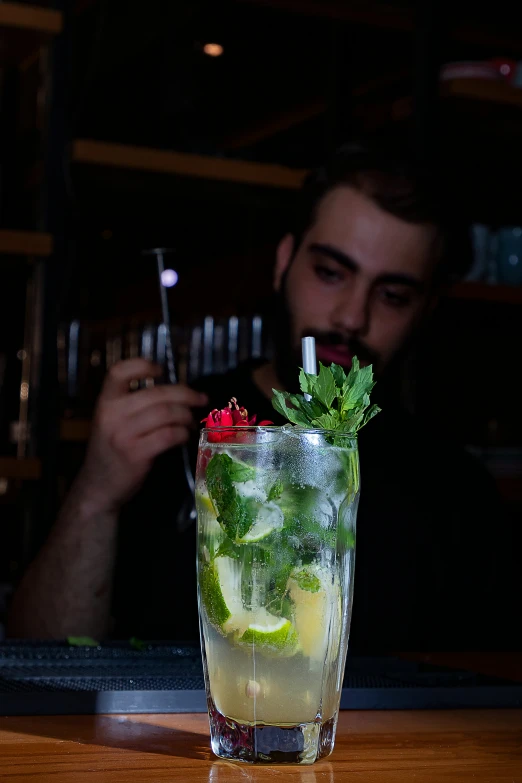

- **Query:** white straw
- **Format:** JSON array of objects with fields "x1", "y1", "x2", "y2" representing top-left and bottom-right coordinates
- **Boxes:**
[{"x1": 301, "y1": 336, "x2": 317, "y2": 401}]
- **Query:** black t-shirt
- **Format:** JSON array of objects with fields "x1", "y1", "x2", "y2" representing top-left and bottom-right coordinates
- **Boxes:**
[{"x1": 113, "y1": 361, "x2": 517, "y2": 652}]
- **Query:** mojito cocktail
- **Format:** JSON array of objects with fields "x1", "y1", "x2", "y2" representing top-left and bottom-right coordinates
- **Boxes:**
[{"x1": 196, "y1": 424, "x2": 359, "y2": 764}]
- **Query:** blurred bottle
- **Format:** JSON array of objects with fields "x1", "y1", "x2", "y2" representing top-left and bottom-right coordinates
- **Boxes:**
[
  {"x1": 497, "y1": 227, "x2": 522, "y2": 286},
  {"x1": 467, "y1": 224, "x2": 490, "y2": 282}
]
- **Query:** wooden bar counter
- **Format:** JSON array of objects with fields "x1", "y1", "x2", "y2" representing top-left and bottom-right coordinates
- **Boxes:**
[{"x1": 0, "y1": 709, "x2": 521, "y2": 782}]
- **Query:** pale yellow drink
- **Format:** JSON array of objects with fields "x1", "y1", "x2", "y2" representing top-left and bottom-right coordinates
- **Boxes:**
[{"x1": 197, "y1": 426, "x2": 358, "y2": 765}]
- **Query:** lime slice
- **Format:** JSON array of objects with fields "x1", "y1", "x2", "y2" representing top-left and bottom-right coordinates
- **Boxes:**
[
  {"x1": 288, "y1": 566, "x2": 333, "y2": 660},
  {"x1": 223, "y1": 609, "x2": 253, "y2": 636},
  {"x1": 196, "y1": 490, "x2": 216, "y2": 516},
  {"x1": 237, "y1": 502, "x2": 284, "y2": 543},
  {"x1": 238, "y1": 614, "x2": 299, "y2": 658},
  {"x1": 196, "y1": 491, "x2": 221, "y2": 541},
  {"x1": 199, "y1": 556, "x2": 242, "y2": 632}
]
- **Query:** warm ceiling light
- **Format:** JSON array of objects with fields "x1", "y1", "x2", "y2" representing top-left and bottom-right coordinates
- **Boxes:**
[{"x1": 203, "y1": 43, "x2": 224, "y2": 57}]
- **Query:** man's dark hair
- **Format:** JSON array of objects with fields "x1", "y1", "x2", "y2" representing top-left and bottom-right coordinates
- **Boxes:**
[{"x1": 291, "y1": 139, "x2": 472, "y2": 283}]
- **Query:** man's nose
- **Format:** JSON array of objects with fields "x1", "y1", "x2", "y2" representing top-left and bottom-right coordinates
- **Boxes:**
[{"x1": 331, "y1": 286, "x2": 370, "y2": 335}]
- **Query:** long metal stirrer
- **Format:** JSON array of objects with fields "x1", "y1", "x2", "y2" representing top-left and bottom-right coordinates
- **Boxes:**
[
  {"x1": 301, "y1": 336, "x2": 317, "y2": 400},
  {"x1": 144, "y1": 249, "x2": 196, "y2": 522}
]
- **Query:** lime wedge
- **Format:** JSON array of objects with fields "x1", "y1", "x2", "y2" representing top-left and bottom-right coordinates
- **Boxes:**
[
  {"x1": 238, "y1": 614, "x2": 299, "y2": 658},
  {"x1": 288, "y1": 566, "x2": 333, "y2": 660},
  {"x1": 237, "y1": 502, "x2": 284, "y2": 543},
  {"x1": 196, "y1": 490, "x2": 216, "y2": 516},
  {"x1": 199, "y1": 556, "x2": 242, "y2": 632}
]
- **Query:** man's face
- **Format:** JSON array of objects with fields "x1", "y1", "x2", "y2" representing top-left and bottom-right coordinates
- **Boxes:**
[{"x1": 274, "y1": 185, "x2": 438, "y2": 377}]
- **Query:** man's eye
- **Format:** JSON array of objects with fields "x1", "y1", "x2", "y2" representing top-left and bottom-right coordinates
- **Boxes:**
[
  {"x1": 380, "y1": 288, "x2": 411, "y2": 308},
  {"x1": 314, "y1": 265, "x2": 343, "y2": 283}
]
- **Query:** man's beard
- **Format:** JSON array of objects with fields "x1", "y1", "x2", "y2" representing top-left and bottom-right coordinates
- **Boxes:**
[{"x1": 271, "y1": 282, "x2": 380, "y2": 394}]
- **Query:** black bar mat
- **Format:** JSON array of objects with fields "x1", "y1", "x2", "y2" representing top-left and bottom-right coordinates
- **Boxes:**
[{"x1": 1, "y1": 642, "x2": 521, "y2": 715}]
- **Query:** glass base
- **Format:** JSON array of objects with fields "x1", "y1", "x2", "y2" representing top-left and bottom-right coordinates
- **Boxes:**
[{"x1": 208, "y1": 697, "x2": 337, "y2": 765}]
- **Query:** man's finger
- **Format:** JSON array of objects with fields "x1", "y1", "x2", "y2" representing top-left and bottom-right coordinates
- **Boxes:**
[
  {"x1": 106, "y1": 382, "x2": 207, "y2": 418},
  {"x1": 119, "y1": 403, "x2": 194, "y2": 442},
  {"x1": 102, "y1": 359, "x2": 163, "y2": 399},
  {"x1": 131, "y1": 426, "x2": 190, "y2": 462}
]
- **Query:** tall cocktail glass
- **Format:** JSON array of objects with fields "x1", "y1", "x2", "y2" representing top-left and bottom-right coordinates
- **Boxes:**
[{"x1": 196, "y1": 425, "x2": 359, "y2": 765}]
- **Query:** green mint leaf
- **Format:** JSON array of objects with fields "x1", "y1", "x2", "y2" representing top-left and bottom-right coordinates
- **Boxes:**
[
  {"x1": 345, "y1": 355, "x2": 360, "y2": 385},
  {"x1": 296, "y1": 396, "x2": 327, "y2": 420},
  {"x1": 341, "y1": 373, "x2": 374, "y2": 413},
  {"x1": 206, "y1": 454, "x2": 257, "y2": 541},
  {"x1": 314, "y1": 362, "x2": 337, "y2": 409},
  {"x1": 330, "y1": 362, "x2": 345, "y2": 390},
  {"x1": 228, "y1": 460, "x2": 256, "y2": 483},
  {"x1": 286, "y1": 394, "x2": 329, "y2": 425},
  {"x1": 263, "y1": 541, "x2": 298, "y2": 608},
  {"x1": 311, "y1": 413, "x2": 338, "y2": 430},
  {"x1": 271, "y1": 389, "x2": 309, "y2": 426},
  {"x1": 129, "y1": 637, "x2": 147, "y2": 651},
  {"x1": 293, "y1": 568, "x2": 321, "y2": 593},
  {"x1": 298, "y1": 368, "x2": 316, "y2": 398},
  {"x1": 67, "y1": 636, "x2": 99, "y2": 647},
  {"x1": 281, "y1": 510, "x2": 336, "y2": 560},
  {"x1": 215, "y1": 538, "x2": 242, "y2": 559},
  {"x1": 362, "y1": 404, "x2": 381, "y2": 428},
  {"x1": 273, "y1": 560, "x2": 294, "y2": 600},
  {"x1": 280, "y1": 595, "x2": 294, "y2": 621},
  {"x1": 342, "y1": 410, "x2": 365, "y2": 432},
  {"x1": 284, "y1": 407, "x2": 310, "y2": 427},
  {"x1": 267, "y1": 478, "x2": 284, "y2": 502},
  {"x1": 271, "y1": 389, "x2": 290, "y2": 420}
]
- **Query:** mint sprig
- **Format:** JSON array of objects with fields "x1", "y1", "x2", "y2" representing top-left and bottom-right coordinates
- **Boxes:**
[
  {"x1": 206, "y1": 453, "x2": 257, "y2": 541},
  {"x1": 271, "y1": 357, "x2": 380, "y2": 434}
]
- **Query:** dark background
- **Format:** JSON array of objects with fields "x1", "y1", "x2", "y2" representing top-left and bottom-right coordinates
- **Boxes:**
[{"x1": 1, "y1": 0, "x2": 522, "y2": 635}]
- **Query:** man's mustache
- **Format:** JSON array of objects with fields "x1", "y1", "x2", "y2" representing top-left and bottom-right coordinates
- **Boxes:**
[{"x1": 300, "y1": 329, "x2": 379, "y2": 366}]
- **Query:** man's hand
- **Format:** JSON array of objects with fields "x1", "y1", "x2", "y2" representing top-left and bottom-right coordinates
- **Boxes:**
[{"x1": 74, "y1": 359, "x2": 208, "y2": 515}]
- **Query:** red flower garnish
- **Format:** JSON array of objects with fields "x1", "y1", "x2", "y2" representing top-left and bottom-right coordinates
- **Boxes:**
[{"x1": 201, "y1": 397, "x2": 273, "y2": 442}]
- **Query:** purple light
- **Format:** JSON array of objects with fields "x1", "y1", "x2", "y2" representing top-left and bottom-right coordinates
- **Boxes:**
[{"x1": 161, "y1": 268, "x2": 178, "y2": 287}]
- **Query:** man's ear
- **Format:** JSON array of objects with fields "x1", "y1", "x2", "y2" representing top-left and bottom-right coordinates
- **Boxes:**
[{"x1": 274, "y1": 233, "x2": 295, "y2": 292}]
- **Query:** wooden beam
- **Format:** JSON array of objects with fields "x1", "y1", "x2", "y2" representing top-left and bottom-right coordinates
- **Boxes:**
[
  {"x1": 0, "y1": 230, "x2": 53, "y2": 257},
  {"x1": 356, "y1": 79, "x2": 522, "y2": 133},
  {"x1": 72, "y1": 139, "x2": 308, "y2": 190},
  {"x1": 0, "y1": 457, "x2": 41, "y2": 480},
  {"x1": 0, "y1": 3, "x2": 62, "y2": 35},
  {"x1": 441, "y1": 78, "x2": 522, "y2": 109},
  {"x1": 221, "y1": 98, "x2": 327, "y2": 150},
  {"x1": 220, "y1": 70, "x2": 410, "y2": 151},
  {"x1": 0, "y1": 3, "x2": 62, "y2": 65}
]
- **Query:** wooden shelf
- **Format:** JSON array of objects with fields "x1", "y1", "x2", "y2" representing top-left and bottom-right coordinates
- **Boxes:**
[
  {"x1": 366, "y1": 78, "x2": 522, "y2": 136},
  {"x1": 0, "y1": 229, "x2": 52, "y2": 257},
  {"x1": 0, "y1": 3, "x2": 63, "y2": 65},
  {"x1": 0, "y1": 457, "x2": 41, "y2": 480},
  {"x1": 441, "y1": 78, "x2": 522, "y2": 109},
  {"x1": 448, "y1": 282, "x2": 522, "y2": 305},
  {"x1": 60, "y1": 419, "x2": 91, "y2": 443},
  {"x1": 71, "y1": 139, "x2": 308, "y2": 191}
]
